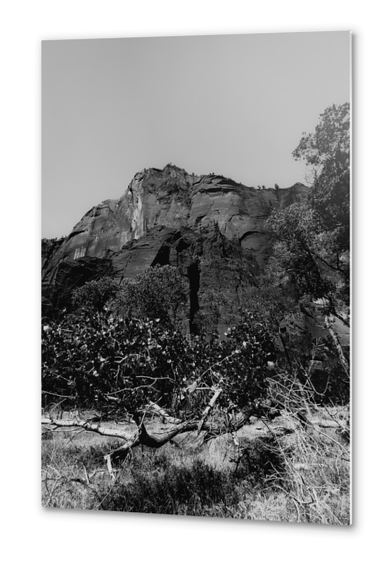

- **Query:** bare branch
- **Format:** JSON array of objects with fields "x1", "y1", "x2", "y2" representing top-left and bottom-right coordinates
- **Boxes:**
[
  {"x1": 146, "y1": 402, "x2": 181, "y2": 424},
  {"x1": 41, "y1": 417, "x2": 132, "y2": 441},
  {"x1": 42, "y1": 391, "x2": 76, "y2": 400},
  {"x1": 197, "y1": 388, "x2": 222, "y2": 435},
  {"x1": 324, "y1": 315, "x2": 350, "y2": 378}
]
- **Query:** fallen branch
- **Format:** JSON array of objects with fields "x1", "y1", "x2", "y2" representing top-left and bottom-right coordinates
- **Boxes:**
[
  {"x1": 197, "y1": 388, "x2": 222, "y2": 435},
  {"x1": 324, "y1": 315, "x2": 350, "y2": 378},
  {"x1": 42, "y1": 391, "x2": 76, "y2": 400},
  {"x1": 41, "y1": 417, "x2": 132, "y2": 441},
  {"x1": 42, "y1": 406, "x2": 261, "y2": 478},
  {"x1": 146, "y1": 402, "x2": 182, "y2": 424}
]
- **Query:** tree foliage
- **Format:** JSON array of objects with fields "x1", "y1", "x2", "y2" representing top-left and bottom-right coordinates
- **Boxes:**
[
  {"x1": 70, "y1": 265, "x2": 188, "y2": 329},
  {"x1": 42, "y1": 308, "x2": 276, "y2": 420},
  {"x1": 72, "y1": 277, "x2": 120, "y2": 313},
  {"x1": 266, "y1": 203, "x2": 348, "y2": 309},
  {"x1": 266, "y1": 103, "x2": 350, "y2": 315},
  {"x1": 293, "y1": 102, "x2": 350, "y2": 251},
  {"x1": 114, "y1": 265, "x2": 188, "y2": 328},
  {"x1": 293, "y1": 103, "x2": 350, "y2": 173}
]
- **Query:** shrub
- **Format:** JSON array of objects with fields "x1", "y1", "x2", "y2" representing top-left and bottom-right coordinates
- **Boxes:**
[{"x1": 72, "y1": 278, "x2": 120, "y2": 313}]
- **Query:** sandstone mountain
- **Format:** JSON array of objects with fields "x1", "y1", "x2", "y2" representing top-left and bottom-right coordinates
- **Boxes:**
[{"x1": 42, "y1": 164, "x2": 308, "y2": 330}]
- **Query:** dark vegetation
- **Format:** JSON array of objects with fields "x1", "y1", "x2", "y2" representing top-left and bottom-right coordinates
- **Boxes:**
[{"x1": 42, "y1": 103, "x2": 350, "y2": 523}]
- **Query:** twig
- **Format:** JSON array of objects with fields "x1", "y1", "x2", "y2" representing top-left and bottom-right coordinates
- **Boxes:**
[{"x1": 42, "y1": 391, "x2": 76, "y2": 400}]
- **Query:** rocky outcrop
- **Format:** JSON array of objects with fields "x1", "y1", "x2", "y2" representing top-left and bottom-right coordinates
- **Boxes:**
[
  {"x1": 42, "y1": 256, "x2": 113, "y2": 316},
  {"x1": 42, "y1": 164, "x2": 309, "y2": 329},
  {"x1": 42, "y1": 164, "x2": 308, "y2": 285}
]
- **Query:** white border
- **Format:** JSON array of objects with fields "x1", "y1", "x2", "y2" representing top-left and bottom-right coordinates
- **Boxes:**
[{"x1": 2, "y1": 1, "x2": 387, "y2": 560}]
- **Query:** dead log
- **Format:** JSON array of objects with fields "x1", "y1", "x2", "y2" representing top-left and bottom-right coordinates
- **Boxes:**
[
  {"x1": 146, "y1": 402, "x2": 182, "y2": 424},
  {"x1": 41, "y1": 416, "x2": 132, "y2": 441},
  {"x1": 42, "y1": 404, "x2": 268, "y2": 480},
  {"x1": 324, "y1": 315, "x2": 350, "y2": 378}
]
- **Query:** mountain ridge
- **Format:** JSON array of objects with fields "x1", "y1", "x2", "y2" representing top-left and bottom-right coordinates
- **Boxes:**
[
  {"x1": 43, "y1": 163, "x2": 308, "y2": 273},
  {"x1": 42, "y1": 164, "x2": 309, "y2": 328}
]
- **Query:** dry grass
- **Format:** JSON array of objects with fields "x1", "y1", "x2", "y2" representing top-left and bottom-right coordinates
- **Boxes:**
[{"x1": 41, "y1": 407, "x2": 350, "y2": 523}]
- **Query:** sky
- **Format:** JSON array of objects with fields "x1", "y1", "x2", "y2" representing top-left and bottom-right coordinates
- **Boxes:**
[{"x1": 42, "y1": 31, "x2": 350, "y2": 239}]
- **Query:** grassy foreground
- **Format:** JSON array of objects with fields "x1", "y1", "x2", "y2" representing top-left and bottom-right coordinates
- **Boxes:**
[{"x1": 41, "y1": 408, "x2": 350, "y2": 524}]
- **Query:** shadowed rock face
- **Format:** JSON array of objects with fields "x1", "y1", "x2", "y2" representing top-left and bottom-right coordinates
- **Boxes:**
[
  {"x1": 42, "y1": 164, "x2": 308, "y2": 329},
  {"x1": 43, "y1": 164, "x2": 308, "y2": 281}
]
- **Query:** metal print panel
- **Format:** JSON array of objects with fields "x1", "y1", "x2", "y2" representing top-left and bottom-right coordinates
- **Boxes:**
[{"x1": 42, "y1": 31, "x2": 351, "y2": 523}]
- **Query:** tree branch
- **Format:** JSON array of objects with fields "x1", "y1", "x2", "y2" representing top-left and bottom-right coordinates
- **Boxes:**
[
  {"x1": 41, "y1": 417, "x2": 132, "y2": 441},
  {"x1": 146, "y1": 402, "x2": 182, "y2": 424},
  {"x1": 324, "y1": 315, "x2": 350, "y2": 378},
  {"x1": 197, "y1": 388, "x2": 222, "y2": 435}
]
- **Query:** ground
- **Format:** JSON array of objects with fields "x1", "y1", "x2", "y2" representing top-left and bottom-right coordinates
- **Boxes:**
[{"x1": 41, "y1": 406, "x2": 350, "y2": 524}]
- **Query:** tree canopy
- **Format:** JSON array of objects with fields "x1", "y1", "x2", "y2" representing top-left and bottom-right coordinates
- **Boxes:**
[
  {"x1": 293, "y1": 103, "x2": 350, "y2": 174},
  {"x1": 293, "y1": 102, "x2": 350, "y2": 251},
  {"x1": 266, "y1": 103, "x2": 350, "y2": 319}
]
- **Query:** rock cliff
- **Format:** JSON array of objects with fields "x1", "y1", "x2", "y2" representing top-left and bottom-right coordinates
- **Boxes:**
[
  {"x1": 42, "y1": 164, "x2": 308, "y2": 328},
  {"x1": 43, "y1": 164, "x2": 307, "y2": 275}
]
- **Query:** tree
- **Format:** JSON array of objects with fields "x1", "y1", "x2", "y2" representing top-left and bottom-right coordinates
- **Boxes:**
[
  {"x1": 42, "y1": 306, "x2": 278, "y2": 472},
  {"x1": 114, "y1": 265, "x2": 188, "y2": 328},
  {"x1": 293, "y1": 102, "x2": 350, "y2": 252},
  {"x1": 72, "y1": 277, "x2": 120, "y2": 313},
  {"x1": 266, "y1": 203, "x2": 344, "y2": 307},
  {"x1": 261, "y1": 104, "x2": 350, "y2": 396},
  {"x1": 293, "y1": 103, "x2": 350, "y2": 175},
  {"x1": 266, "y1": 103, "x2": 350, "y2": 314}
]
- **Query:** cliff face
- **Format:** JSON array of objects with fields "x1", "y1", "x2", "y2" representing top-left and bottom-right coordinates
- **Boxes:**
[
  {"x1": 43, "y1": 164, "x2": 308, "y2": 282},
  {"x1": 42, "y1": 164, "x2": 308, "y2": 329}
]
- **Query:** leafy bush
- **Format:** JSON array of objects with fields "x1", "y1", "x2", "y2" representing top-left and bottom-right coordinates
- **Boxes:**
[
  {"x1": 114, "y1": 265, "x2": 188, "y2": 328},
  {"x1": 42, "y1": 305, "x2": 277, "y2": 419},
  {"x1": 72, "y1": 278, "x2": 120, "y2": 313}
]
